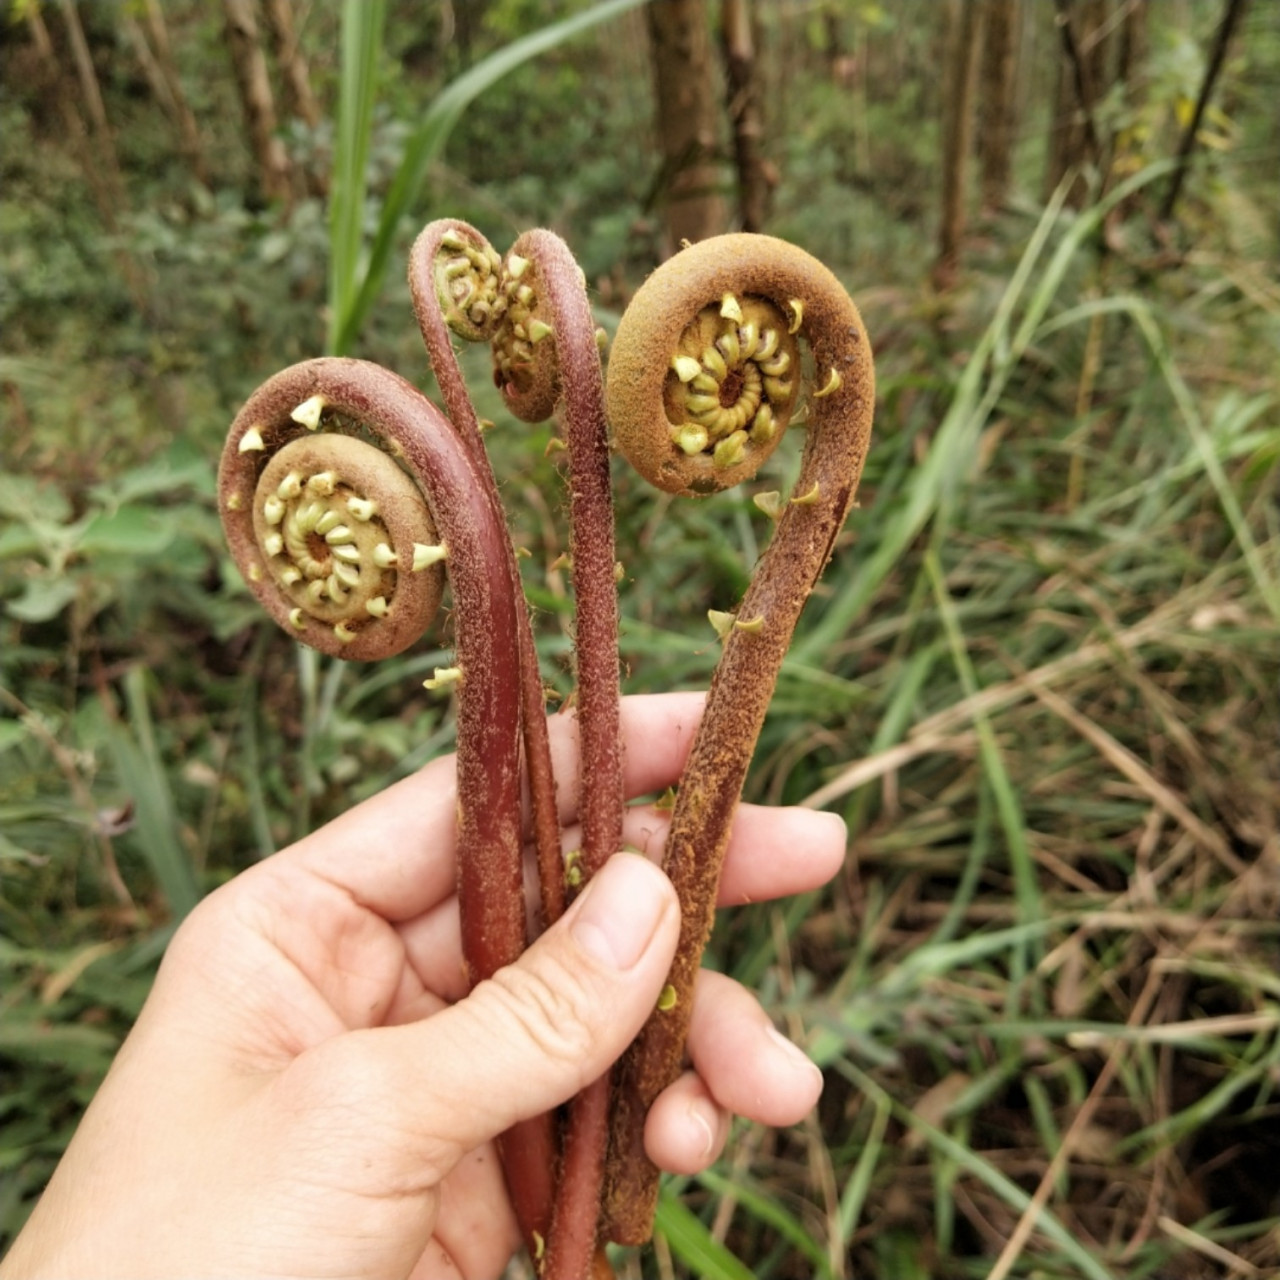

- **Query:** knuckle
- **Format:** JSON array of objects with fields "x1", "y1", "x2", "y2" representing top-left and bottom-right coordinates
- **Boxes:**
[{"x1": 484, "y1": 958, "x2": 601, "y2": 1074}]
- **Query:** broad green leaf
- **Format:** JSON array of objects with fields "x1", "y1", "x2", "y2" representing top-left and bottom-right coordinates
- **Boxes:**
[
  {"x1": 5, "y1": 577, "x2": 79, "y2": 623},
  {"x1": 0, "y1": 475, "x2": 70, "y2": 525},
  {"x1": 79, "y1": 507, "x2": 175, "y2": 557}
]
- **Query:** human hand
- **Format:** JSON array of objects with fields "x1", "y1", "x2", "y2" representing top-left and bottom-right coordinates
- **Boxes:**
[{"x1": 2, "y1": 693, "x2": 845, "y2": 1280}]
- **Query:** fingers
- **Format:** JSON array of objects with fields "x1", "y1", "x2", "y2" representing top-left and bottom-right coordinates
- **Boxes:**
[
  {"x1": 545, "y1": 691, "x2": 708, "y2": 822},
  {"x1": 274, "y1": 692, "x2": 709, "y2": 924},
  {"x1": 641, "y1": 1070, "x2": 730, "y2": 1175},
  {"x1": 395, "y1": 800, "x2": 843, "y2": 1003},
  {"x1": 598, "y1": 802, "x2": 846, "y2": 906},
  {"x1": 643, "y1": 970, "x2": 823, "y2": 1176},
  {"x1": 685, "y1": 970, "x2": 823, "y2": 1126},
  {"x1": 288, "y1": 854, "x2": 680, "y2": 1188}
]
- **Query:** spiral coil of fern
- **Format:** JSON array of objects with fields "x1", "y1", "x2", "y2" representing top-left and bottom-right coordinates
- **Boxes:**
[
  {"x1": 219, "y1": 356, "x2": 528, "y2": 999},
  {"x1": 602, "y1": 233, "x2": 876, "y2": 1243}
]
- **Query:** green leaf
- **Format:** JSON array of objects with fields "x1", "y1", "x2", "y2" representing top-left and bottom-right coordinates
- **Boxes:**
[
  {"x1": 6, "y1": 577, "x2": 79, "y2": 623},
  {"x1": 0, "y1": 1019, "x2": 119, "y2": 1072},
  {"x1": 79, "y1": 507, "x2": 175, "y2": 558},
  {"x1": 102, "y1": 668, "x2": 202, "y2": 920},
  {"x1": 0, "y1": 475, "x2": 70, "y2": 526},
  {"x1": 88, "y1": 445, "x2": 212, "y2": 508},
  {"x1": 0, "y1": 523, "x2": 43, "y2": 560},
  {"x1": 697, "y1": 1168, "x2": 835, "y2": 1278},
  {"x1": 327, "y1": 0, "x2": 388, "y2": 355},
  {"x1": 331, "y1": 0, "x2": 647, "y2": 355}
]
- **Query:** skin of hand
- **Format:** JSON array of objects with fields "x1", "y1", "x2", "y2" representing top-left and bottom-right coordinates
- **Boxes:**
[{"x1": 2, "y1": 693, "x2": 846, "y2": 1280}]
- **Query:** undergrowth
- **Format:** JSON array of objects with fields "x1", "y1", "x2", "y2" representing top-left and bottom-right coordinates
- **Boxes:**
[{"x1": 2, "y1": 3, "x2": 1279, "y2": 1277}]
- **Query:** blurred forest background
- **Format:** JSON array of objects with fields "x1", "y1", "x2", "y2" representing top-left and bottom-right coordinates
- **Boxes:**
[{"x1": 2, "y1": 0, "x2": 1279, "y2": 1276}]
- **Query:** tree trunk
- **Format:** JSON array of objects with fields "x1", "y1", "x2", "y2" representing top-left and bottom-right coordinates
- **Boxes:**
[
  {"x1": 646, "y1": 0, "x2": 726, "y2": 248},
  {"x1": 262, "y1": 0, "x2": 320, "y2": 127},
  {"x1": 978, "y1": 0, "x2": 1022, "y2": 213},
  {"x1": 121, "y1": 0, "x2": 210, "y2": 187},
  {"x1": 934, "y1": 0, "x2": 984, "y2": 291},
  {"x1": 1044, "y1": 0, "x2": 1110, "y2": 205},
  {"x1": 1117, "y1": 0, "x2": 1148, "y2": 93},
  {"x1": 26, "y1": 5, "x2": 149, "y2": 309},
  {"x1": 221, "y1": 0, "x2": 293, "y2": 205},
  {"x1": 719, "y1": 0, "x2": 772, "y2": 232}
]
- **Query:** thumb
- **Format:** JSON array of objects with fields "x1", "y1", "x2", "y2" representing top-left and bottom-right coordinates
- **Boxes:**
[{"x1": 338, "y1": 852, "x2": 681, "y2": 1183}]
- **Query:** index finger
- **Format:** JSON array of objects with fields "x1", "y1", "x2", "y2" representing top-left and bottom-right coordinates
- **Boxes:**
[{"x1": 277, "y1": 692, "x2": 709, "y2": 921}]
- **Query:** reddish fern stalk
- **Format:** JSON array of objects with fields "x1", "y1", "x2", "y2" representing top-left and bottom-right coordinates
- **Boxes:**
[
  {"x1": 491, "y1": 227, "x2": 624, "y2": 1280},
  {"x1": 602, "y1": 234, "x2": 876, "y2": 1242},
  {"x1": 219, "y1": 358, "x2": 528, "y2": 985}
]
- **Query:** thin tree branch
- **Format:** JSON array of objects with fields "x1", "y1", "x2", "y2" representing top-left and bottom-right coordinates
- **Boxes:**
[{"x1": 1159, "y1": 0, "x2": 1250, "y2": 222}]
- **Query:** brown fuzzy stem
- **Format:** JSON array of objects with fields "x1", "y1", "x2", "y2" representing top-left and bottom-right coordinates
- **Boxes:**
[
  {"x1": 509, "y1": 229, "x2": 623, "y2": 889},
  {"x1": 409, "y1": 218, "x2": 565, "y2": 934},
  {"x1": 498, "y1": 229, "x2": 624, "y2": 1280},
  {"x1": 602, "y1": 235, "x2": 876, "y2": 1242},
  {"x1": 219, "y1": 359, "x2": 527, "y2": 990},
  {"x1": 407, "y1": 220, "x2": 565, "y2": 1252}
]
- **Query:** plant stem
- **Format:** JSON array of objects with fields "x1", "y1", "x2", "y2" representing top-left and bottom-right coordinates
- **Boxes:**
[
  {"x1": 407, "y1": 221, "x2": 568, "y2": 1255},
  {"x1": 219, "y1": 356, "x2": 527, "y2": 985},
  {"x1": 602, "y1": 235, "x2": 876, "y2": 1241},
  {"x1": 408, "y1": 219, "x2": 565, "y2": 932},
  {"x1": 498, "y1": 227, "x2": 624, "y2": 1280}
]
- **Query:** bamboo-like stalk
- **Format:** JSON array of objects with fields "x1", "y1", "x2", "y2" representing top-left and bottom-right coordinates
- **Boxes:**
[{"x1": 601, "y1": 234, "x2": 876, "y2": 1241}]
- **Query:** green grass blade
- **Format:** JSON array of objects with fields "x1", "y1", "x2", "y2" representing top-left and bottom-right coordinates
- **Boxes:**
[
  {"x1": 838, "y1": 1091, "x2": 891, "y2": 1248},
  {"x1": 925, "y1": 551, "x2": 1041, "y2": 945},
  {"x1": 328, "y1": 0, "x2": 388, "y2": 356},
  {"x1": 1126, "y1": 302, "x2": 1280, "y2": 623},
  {"x1": 791, "y1": 187, "x2": 1065, "y2": 664},
  {"x1": 697, "y1": 1168, "x2": 836, "y2": 1279},
  {"x1": 795, "y1": 163, "x2": 1177, "y2": 663},
  {"x1": 842, "y1": 1062, "x2": 1118, "y2": 1280},
  {"x1": 654, "y1": 1190, "x2": 756, "y2": 1280},
  {"x1": 104, "y1": 669, "x2": 201, "y2": 919},
  {"x1": 333, "y1": 0, "x2": 646, "y2": 354},
  {"x1": 1027, "y1": 289, "x2": 1279, "y2": 619}
]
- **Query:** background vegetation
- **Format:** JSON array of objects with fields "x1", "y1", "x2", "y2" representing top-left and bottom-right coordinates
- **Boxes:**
[{"x1": 2, "y1": 1, "x2": 1278, "y2": 1277}]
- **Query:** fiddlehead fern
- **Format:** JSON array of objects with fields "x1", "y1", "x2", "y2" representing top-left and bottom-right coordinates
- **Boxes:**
[
  {"x1": 498, "y1": 228, "x2": 622, "y2": 895},
  {"x1": 615, "y1": 291, "x2": 800, "y2": 494},
  {"x1": 219, "y1": 357, "x2": 528, "y2": 990},
  {"x1": 219, "y1": 225, "x2": 871, "y2": 1278},
  {"x1": 411, "y1": 221, "x2": 623, "y2": 1280},
  {"x1": 496, "y1": 229, "x2": 623, "y2": 1280},
  {"x1": 410, "y1": 219, "x2": 567, "y2": 937},
  {"x1": 602, "y1": 233, "x2": 875, "y2": 1243},
  {"x1": 233, "y1": 431, "x2": 445, "y2": 659}
]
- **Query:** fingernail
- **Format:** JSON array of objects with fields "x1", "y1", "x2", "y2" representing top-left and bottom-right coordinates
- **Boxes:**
[
  {"x1": 571, "y1": 853, "x2": 670, "y2": 971},
  {"x1": 819, "y1": 811, "x2": 849, "y2": 843},
  {"x1": 689, "y1": 1100, "x2": 717, "y2": 1161},
  {"x1": 768, "y1": 1026, "x2": 824, "y2": 1089}
]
